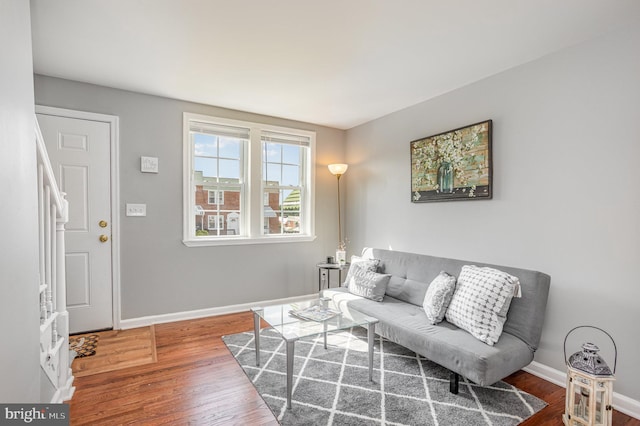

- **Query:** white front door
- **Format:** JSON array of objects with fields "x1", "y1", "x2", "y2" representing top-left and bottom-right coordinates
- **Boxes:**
[{"x1": 36, "y1": 112, "x2": 114, "y2": 333}]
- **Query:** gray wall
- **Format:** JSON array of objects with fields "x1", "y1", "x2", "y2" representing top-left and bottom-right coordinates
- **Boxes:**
[
  {"x1": 345, "y1": 23, "x2": 640, "y2": 400},
  {"x1": 0, "y1": 0, "x2": 42, "y2": 402},
  {"x1": 34, "y1": 76, "x2": 346, "y2": 320}
]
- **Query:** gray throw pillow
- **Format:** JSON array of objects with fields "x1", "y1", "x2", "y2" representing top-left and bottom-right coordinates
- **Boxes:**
[
  {"x1": 342, "y1": 255, "x2": 379, "y2": 287},
  {"x1": 445, "y1": 265, "x2": 520, "y2": 346},
  {"x1": 422, "y1": 271, "x2": 457, "y2": 324},
  {"x1": 346, "y1": 262, "x2": 390, "y2": 302}
]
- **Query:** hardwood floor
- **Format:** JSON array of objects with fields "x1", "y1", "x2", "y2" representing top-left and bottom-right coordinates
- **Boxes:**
[
  {"x1": 68, "y1": 312, "x2": 639, "y2": 425},
  {"x1": 72, "y1": 326, "x2": 157, "y2": 377}
]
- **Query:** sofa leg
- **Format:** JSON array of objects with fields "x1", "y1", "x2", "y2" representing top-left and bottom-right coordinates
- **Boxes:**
[{"x1": 449, "y1": 372, "x2": 459, "y2": 394}]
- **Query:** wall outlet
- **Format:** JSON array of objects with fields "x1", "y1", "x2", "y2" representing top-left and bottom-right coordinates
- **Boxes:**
[{"x1": 126, "y1": 203, "x2": 147, "y2": 217}]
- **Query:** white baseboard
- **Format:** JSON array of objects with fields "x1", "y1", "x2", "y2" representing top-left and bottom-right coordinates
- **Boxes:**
[
  {"x1": 119, "y1": 293, "x2": 318, "y2": 330},
  {"x1": 524, "y1": 361, "x2": 640, "y2": 420},
  {"x1": 523, "y1": 361, "x2": 566, "y2": 387}
]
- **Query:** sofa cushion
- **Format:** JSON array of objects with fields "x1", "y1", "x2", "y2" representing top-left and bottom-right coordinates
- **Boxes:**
[
  {"x1": 361, "y1": 248, "x2": 438, "y2": 306},
  {"x1": 342, "y1": 255, "x2": 379, "y2": 287},
  {"x1": 422, "y1": 271, "x2": 457, "y2": 324},
  {"x1": 345, "y1": 263, "x2": 390, "y2": 302},
  {"x1": 323, "y1": 287, "x2": 534, "y2": 386},
  {"x1": 445, "y1": 265, "x2": 520, "y2": 346}
]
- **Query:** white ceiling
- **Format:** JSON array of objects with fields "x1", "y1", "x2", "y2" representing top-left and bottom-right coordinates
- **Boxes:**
[{"x1": 30, "y1": 0, "x2": 640, "y2": 130}]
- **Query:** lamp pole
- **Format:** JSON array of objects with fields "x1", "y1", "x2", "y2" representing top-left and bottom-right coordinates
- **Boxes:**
[
  {"x1": 328, "y1": 164, "x2": 348, "y2": 247},
  {"x1": 336, "y1": 172, "x2": 343, "y2": 245}
]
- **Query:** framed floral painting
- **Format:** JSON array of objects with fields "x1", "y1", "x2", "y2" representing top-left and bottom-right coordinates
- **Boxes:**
[{"x1": 411, "y1": 120, "x2": 492, "y2": 202}]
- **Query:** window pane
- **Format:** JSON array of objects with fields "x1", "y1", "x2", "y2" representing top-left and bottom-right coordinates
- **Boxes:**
[
  {"x1": 219, "y1": 188, "x2": 240, "y2": 210},
  {"x1": 262, "y1": 188, "x2": 302, "y2": 235},
  {"x1": 226, "y1": 211, "x2": 240, "y2": 235},
  {"x1": 194, "y1": 157, "x2": 218, "y2": 180},
  {"x1": 264, "y1": 190, "x2": 278, "y2": 207},
  {"x1": 194, "y1": 210, "x2": 207, "y2": 236},
  {"x1": 263, "y1": 191, "x2": 279, "y2": 235},
  {"x1": 265, "y1": 163, "x2": 282, "y2": 185},
  {"x1": 265, "y1": 143, "x2": 281, "y2": 162},
  {"x1": 219, "y1": 138, "x2": 241, "y2": 159},
  {"x1": 194, "y1": 189, "x2": 241, "y2": 237},
  {"x1": 193, "y1": 133, "x2": 217, "y2": 157},
  {"x1": 282, "y1": 144, "x2": 300, "y2": 165},
  {"x1": 219, "y1": 159, "x2": 240, "y2": 180},
  {"x1": 282, "y1": 164, "x2": 299, "y2": 186},
  {"x1": 281, "y1": 189, "x2": 301, "y2": 234},
  {"x1": 195, "y1": 188, "x2": 207, "y2": 213}
]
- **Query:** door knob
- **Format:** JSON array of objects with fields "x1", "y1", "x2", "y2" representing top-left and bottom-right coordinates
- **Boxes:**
[
  {"x1": 99, "y1": 220, "x2": 108, "y2": 228},
  {"x1": 99, "y1": 235, "x2": 109, "y2": 243}
]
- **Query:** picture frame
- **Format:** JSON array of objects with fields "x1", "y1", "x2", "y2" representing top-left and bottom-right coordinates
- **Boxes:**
[{"x1": 410, "y1": 120, "x2": 492, "y2": 202}]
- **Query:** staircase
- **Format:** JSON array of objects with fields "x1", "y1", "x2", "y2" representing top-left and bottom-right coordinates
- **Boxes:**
[{"x1": 35, "y1": 118, "x2": 75, "y2": 402}]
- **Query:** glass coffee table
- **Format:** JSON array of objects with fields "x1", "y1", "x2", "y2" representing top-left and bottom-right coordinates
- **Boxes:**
[{"x1": 251, "y1": 297, "x2": 378, "y2": 409}]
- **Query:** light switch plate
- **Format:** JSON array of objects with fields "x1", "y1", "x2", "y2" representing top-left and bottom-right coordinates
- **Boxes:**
[
  {"x1": 141, "y1": 156, "x2": 159, "y2": 173},
  {"x1": 126, "y1": 203, "x2": 146, "y2": 217}
]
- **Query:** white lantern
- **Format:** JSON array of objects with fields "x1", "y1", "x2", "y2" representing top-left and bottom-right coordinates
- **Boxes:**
[{"x1": 563, "y1": 326, "x2": 616, "y2": 426}]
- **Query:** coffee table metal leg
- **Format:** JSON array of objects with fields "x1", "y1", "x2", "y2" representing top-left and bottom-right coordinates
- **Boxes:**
[
  {"x1": 286, "y1": 338, "x2": 295, "y2": 409},
  {"x1": 252, "y1": 309, "x2": 262, "y2": 366},
  {"x1": 324, "y1": 323, "x2": 328, "y2": 349},
  {"x1": 367, "y1": 321, "x2": 375, "y2": 382},
  {"x1": 319, "y1": 298, "x2": 329, "y2": 349}
]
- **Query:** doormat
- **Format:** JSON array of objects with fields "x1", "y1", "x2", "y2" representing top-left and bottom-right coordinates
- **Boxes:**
[{"x1": 69, "y1": 334, "x2": 99, "y2": 358}]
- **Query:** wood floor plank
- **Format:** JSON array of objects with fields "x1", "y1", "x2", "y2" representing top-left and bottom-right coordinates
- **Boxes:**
[
  {"x1": 71, "y1": 325, "x2": 157, "y2": 377},
  {"x1": 66, "y1": 312, "x2": 639, "y2": 425}
]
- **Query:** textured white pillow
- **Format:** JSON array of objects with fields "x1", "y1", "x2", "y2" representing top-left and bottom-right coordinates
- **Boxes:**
[
  {"x1": 342, "y1": 255, "x2": 379, "y2": 287},
  {"x1": 346, "y1": 262, "x2": 390, "y2": 302},
  {"x1": 422, "y1": 271, "x2": 457, "y2": 324},
  {"x1": 445, "y1": 265, "x2": 520, "y2": 345}
]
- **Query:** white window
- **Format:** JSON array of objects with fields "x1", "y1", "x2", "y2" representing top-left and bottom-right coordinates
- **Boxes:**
[
  {"x1": 207, "y1": 190, "x2": 224, "y2": 205},
  {"x1": 262, "y1": 131, "x2": 308, "y2": 235},
  {"x1": 207, "y1": 214, "x2": 224, "y2": 230},
  {"x1": 183, "y1": 113, "x2": 315, "y2": 246}
]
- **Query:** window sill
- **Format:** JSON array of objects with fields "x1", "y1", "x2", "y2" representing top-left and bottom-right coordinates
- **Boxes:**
[{"x1": 182, "y1": 234, "x2": 317, "y2": 247}]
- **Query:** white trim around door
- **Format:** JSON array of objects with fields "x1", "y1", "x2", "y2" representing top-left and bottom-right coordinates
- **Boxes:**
[{"x1": 35, "y1": 105, "x2": 122, "y2": 330}]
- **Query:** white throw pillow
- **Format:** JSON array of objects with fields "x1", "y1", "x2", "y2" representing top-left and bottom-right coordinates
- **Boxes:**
[
  {"x1": 346, "y1": 262, "x2": 390, "y2": 302},
  {"x1": 342, "y1": 255, "x2": 379, "y2": 287},
  {"x1": 445, "y1": 265, "x2": 521, "y2": 345},
  {"x1": 422, "y1": 271, "x2": 457, "y2": 324}
]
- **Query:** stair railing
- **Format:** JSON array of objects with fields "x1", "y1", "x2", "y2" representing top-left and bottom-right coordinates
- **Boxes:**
[{"x1": 35, "y1": 118, "x2": 74, "y2": 402}]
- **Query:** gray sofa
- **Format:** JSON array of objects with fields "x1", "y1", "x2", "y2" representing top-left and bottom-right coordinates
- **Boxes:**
[{"x1": 322, "y1": 248, "x2": 551, "y2": 393}]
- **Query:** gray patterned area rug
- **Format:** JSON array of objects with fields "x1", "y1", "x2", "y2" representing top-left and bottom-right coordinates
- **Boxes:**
[{"x1": 222, "y1": 327, "x2": 546, "y2": 425}]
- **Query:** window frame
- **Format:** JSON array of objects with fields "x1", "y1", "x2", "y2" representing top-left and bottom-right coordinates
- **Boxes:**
[
  {"x1": 183, "y1": 112, "x2": 316, "y2": 247},
  {"x1": 261, "y1": 134, "x2": 307, "y2": 236}
]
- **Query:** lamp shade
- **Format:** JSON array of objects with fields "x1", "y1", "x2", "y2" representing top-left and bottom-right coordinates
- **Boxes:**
[{"x1": 328, "y1": 163, "x2": 348, "y2": 176}]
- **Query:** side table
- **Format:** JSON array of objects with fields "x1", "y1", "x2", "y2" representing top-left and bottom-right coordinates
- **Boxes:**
[{"x1": 316, "y1": 262, "x2": 350, "y2": 291}]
